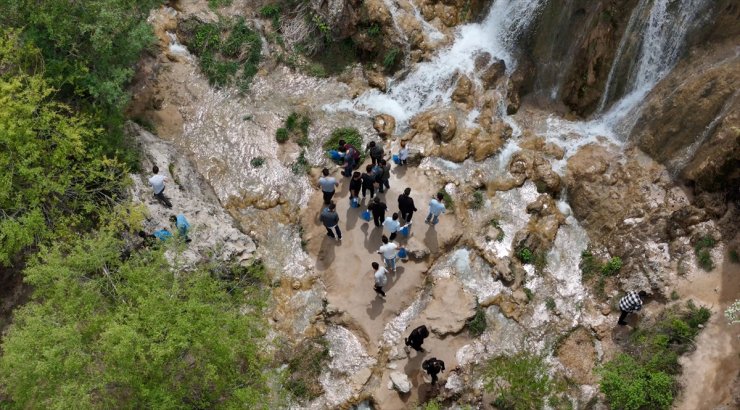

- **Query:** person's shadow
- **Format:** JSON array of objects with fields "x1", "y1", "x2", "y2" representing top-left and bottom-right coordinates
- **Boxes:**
[
  {"x1": 393, "y1": 164, "x2": 408, "y2": 179},
  {"x1": 367, "y1": 293, "x2": 385, "y2": 319},
  {"x1": 424, "y1": 225, "x2": 439, "y2": 253},
  {"x1": 346, "y1": 204, "x2": 360, "y2": 230},
  {"x1": 363, "y1": 223, "x2": 383, "y2": 253},
  {"x1": 315, "y1": 235, "x2": 336, "y2": 270}
]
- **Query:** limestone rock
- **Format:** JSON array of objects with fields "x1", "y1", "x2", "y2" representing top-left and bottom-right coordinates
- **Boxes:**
[
  {"x1": 451, "y1": 74, "x2": 473, "y2": 106},
  {"x1": 366, "y1": 70, "x2": 388, "y2": 92},
  {"x1": 425, "y1": 277, "x2": 477, "y2": 336},
  {"x1": 480, "y1": 57, "x2": 506, "y2": 89},
  {"x1": 555, "y1": 327, "x2": 597, "y2": 384},
  {"x1": 508, "y1": 150, "x2": 562, "y2": 195},
  {"x1": 372, "y1": 113, "x2": 396, "y2": 137},
  {"x1": 429, "y1": 111, "x2": 458, "y2": 142},
  {"x1": 390, "y1": 371, "x2": 412, "y2": 393},
  {"x1": 473, "y1": 121, "x2": 511, "y2": 161},
  {"x1": 363, "y1": 0, "x2": 392, "y2": 27}
]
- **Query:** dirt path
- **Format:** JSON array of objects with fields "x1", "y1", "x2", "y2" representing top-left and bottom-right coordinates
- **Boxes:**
[{"x1": 302, "y1": 157, "x2": 471, "y2": 407}]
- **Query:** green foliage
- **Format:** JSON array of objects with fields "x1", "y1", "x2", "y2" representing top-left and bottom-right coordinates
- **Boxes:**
[
  {"x1": 291, "y1": 151, "x2": 310, "y2": 175},
  {"x1": 323, "y1": 127, "x2": 365, "y2": 162},
  {"x1": 277, "y1": 337, "x2": 329, "y2": 399},
  {"x1": 730, "y1": 249, "x2": 739, "y2": 263},
  {"x1": 259, "y1": 4, "x2": 282, "y2": 28},
  {"x1": 469, "y1": 190, "x2": 485, "y2": 210},
  {"x1": 599, "y1": 301, "x2": 711, "y2": 409},
  {"x1": 601, "y1": 256, "x2": 623, "y2": 276},
  {"x1": 0, "y1": 33, "x2": 128, "y2": 265},
  {"x1": 422, "y1": 399, "x2": 442, "y2": 410},
  {"x1": 599, "y1": 354, "x2": 674, "y2": 410},
  {"x1": 518, "y1": 248, "x2": 534, "y2": 264},
  {"x1": 694, "y1": 235, "x2": 716, "y2": 271},
  {"x1": 367, "y1": 24, "x2": 382, "y2": 37},
  {"x1": 0, "y1": 229, "x2": 271, "y2": 408},
  {"x1": 304, "y1": 38, "x2": 360, "y2": 76},
  {"x1": 383, "y1": 47, "x2": 401, "y2": 71},
  {"x1": 439, "y1": 189, "x2": 455, "y2": 211},
  {"x1": 670, "y1": 290, "x2": 680, "y2": 301},
  {"x1": 278, "y1": 112, "x2": 311, "y2": 146},
  {"x1": 250, "y1": 157, "x2": 266, "y2": 168},
  {"x1": 208, "y1": 0, "x2": 233, "y2": 9},
  {"x1": 467, "y1": 301, "x2": 487, "y2": 337},
  {"x1": 305, "y1": 62, "x2": 328, "y2": 78},
  {"x1": 523, "y1": 287, "x2": 534, "y2": 302},
  {"x1": 490, "y1": 219, "x2": 504, "y2": 241},
  {"x1": 545, "y1": 297, "x2": 556, "y2": 311},
  {"x1": 276, "y1": 127, "x2": 290, "y2": 143},
  {"x1": 484, "y1": 352, "x2": 554, "y2": 410},
  {"x1": 579, "y1": 250, "x2": 598, "y2": 280},
  {"x1": 188, "y1": 19, "x2": 262, "y2": 92}
]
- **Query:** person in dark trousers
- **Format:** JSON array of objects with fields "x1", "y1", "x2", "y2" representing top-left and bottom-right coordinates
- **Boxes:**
[
  {"x1": 383, "y1": 212, "x2": 401, "y2": 241},
  {"x1": 367, "y1": 197, "x2": 387, "y2": 227},
  {"x1": 398, "y1": 187, "x2": 417, "y2": 223},
  {"x1": 349, "y1": 171, "x2": 362, "y2": 205},
  {"x1": 373, "y1": 262, "x2": 388, "y2": 297},
  {"x1": 378, "y1": 159, "x2": 391, "y2": 193},
  {"x1": 618, "y1": 290, "x2": 647, "y2": 325},
  {"x1": 149, "y1": 166, "x2": 172, "y2": 208},
  {"x1": 366, "y1": 141, "x2": 384, "y2": 165},
  {"x1": 405, "y1": 325, "x2": 429, "y2": 352},
  {"x1": 361, "y1": 164, "x2": 376, "y2": 199},
  {"x1": 320, "y1": 202, "x2": 342, "y2": 241},
  {"x1": 422, "y1": 357, "x2": 445, "y2": 384},
  {"x1": 318, "y1": 168, "x2": 339, "y2": 204},
  {"x1": 338, "y1": 139, "x2": 360, "y2": 177}
]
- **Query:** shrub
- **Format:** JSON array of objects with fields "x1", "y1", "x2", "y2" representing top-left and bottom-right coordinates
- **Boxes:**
[
  {"x1": 694, "y1": 235, "x2": 716, "y2": 271},
  {"x1": 277, "y1": 337, "x2": 329, "y2": 399},
  {"x1": 383, "y1": 47, "x2": 401, "y2": 71},
  {"x1": 259, "y1": 4, "x2": 281, "y2": 28},
  {"x1": 276, "y1": 127, "x2": 289, "y2": 143},
  {"x1": 670, "y1": 290, "x2": 680, "y2": 301},
  {"x1": 599, "y1": 354, "x2": 674, "y2": 410},
  {"x1": 469, "y1": 190, "x2": 485, "y2": 210},
  {"x1": 305, "y1": 62, "x2": 327, "y2": 78},
  {"x1": 208, "y1": 0, "x2": 233, "y2": 9},
  {"x1": 601, "y1": 256, "x2": 623, "y2": 276},
  {"x1": 323, "y1": 127, "x2": 364, "y2": 162},
  {"x1": 545, "y1": 297, "x2": 556, "y2": 311},
  {"x1": 250, "y1": 157, "x2": 265, "y2": 168},
  {"x1": 285, "y1": 112, "x2": 299, "y2": 131},
  {"x1": 523, "y1": 288, "x2": 534, "y2": 302},
  {"x1": 484, "y1": 352, "x2": 554, "y2": 410},
  {"x1": 291, "y1": 151, "x2": 310, "y2": 175},
  {"x1": 467, "y1": 302, "x2": 487, "y2": 337},
  {"x1": 367, "y1": 24, "x2": 381, "y2": 37},
  {"x1": 518, "y1": 248, "x2": 533, "y2": 264},
  {"x1": 439, "y1": 189, "x2": 455, "y2": 211}
]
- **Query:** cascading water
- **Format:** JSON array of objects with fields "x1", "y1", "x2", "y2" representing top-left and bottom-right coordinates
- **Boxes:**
[{"x1": 328, "y1": 0, "x2": 546, "y2": 127}]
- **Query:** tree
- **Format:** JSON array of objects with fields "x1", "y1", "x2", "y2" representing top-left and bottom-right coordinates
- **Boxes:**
[{"x1": 0, "y1": 226, "x2": 271, "y2": 408}]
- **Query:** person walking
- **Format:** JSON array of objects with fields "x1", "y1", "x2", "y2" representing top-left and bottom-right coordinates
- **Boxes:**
[
  {"x1": 149, "y1": 166, "x2": 172, "y2": 208},
  {"x1": 320, "y1": 202, "x2": 342, "y2": 241},
  {"x1": 368, "y1": 197, "x2": 387, "y2": 228},
  {"x1": 169, "y1": 213, "x2": 192, "y2": 243},
  {"x1": 398, "y1": 188, "x2": 417, "y2": 223},
  {"x1": 349, "y1": 171, "x2": 362, "y2": 206},
  {"x1": 373, "y1": 262, "x2": 388, "y2": 297},
  {"x1": 425, "y1": 192, "x2": 447, "y2": 225},
  {"x1": 405, "y1": 325, "x2": 429, "y2": 353},
  {"x1": 422, "y1": 358, "x2": 445, "y2": 384},
  {"x1": 378, "y1": 235, "x2": 399, "y2": 272},
  {"x1": 319, "y1": 168, "x2": 339, "y2": 204},
  {"x1": 361, "y1": 164, "x2": 376, "y2": 199},
  {"x1": 379, "y1": 159, "x2": 391, "y2": 193},
  {"x1": 366, "y1": 141, "x2": 384, "y2": 166},
  {"x1": 398, "y1": 140, "x2": 409, "y2": 166},
  {"x1": 383, "y1": 212, "x2": 402, "y2": 241},
  {"x1": 338, "y1": 139, "x2": 360, "y2": 177},
  {"x1": 617, "y1": 290, "x2": 647, "y2": 325}
]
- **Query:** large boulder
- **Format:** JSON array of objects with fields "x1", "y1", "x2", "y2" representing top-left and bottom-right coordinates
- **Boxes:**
[
  {"x1": 389, "y1": 371, "x2": 412, "y2": 393},
  {"x1": 373, "y1": 113, "x2": 396, "y2": 137},
  {"x1": 424, "y1": 277, "x2": 477, "y2": 336}
]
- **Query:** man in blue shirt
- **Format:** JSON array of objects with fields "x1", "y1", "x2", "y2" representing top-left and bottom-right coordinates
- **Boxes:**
[
  {"x1": 425, "y1": 192, "x2": 447, "y2": 225},
  {"x1": 170, "y1": 214, "x2": 192, "y2": 243}
]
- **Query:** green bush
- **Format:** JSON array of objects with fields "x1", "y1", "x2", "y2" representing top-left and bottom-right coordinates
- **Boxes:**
[
  {"x1": 208, "y1": 0, "x2": 233, "y2": 9},
  {"x1": 323, "y1": 127, "x2": 365, "y2": 162},
  {"x1": 469, "y1": 190, "x2": 485, "y2": 210},
  {"x1": 694, "y1": 235, "x2": 716, "y2": 271},
  {"x1": 291, "y1": 151, "x2": 310, "y2": 175},
  {"x1": 259, "y1": 4, "x2": 281, "y2": 27},
  {"x1": 484, "y1": 352, "x2": 554, "y2": 410},
  {"x1": 439, "y1": 189, "x2": 455, "y2": 211},
  {"x1": 518, "y1": 248, "x2": 534, "y2": 264},
  {"x1": 277, "y1": 337, "x2": 329, "y2": 399},
  {"x1": 276, "y1": 127, "x2": 289, "y2": 143},
  {"x1": 250, "y1": 157, "x2": 266, "y2": 168},
  {"x1": 545, "y1": 297, "x2": 556, "y2": 311},
  {"x1": 383, "y1": 47, "x2": 400, "y2": 71},
  {"x1": 599, "y1": 354, "x2": 674, "y2": 410},
  {"x1": 601, "y1": 256, "x2": 623, "y2": 276},
  {"x1": 467, "y1": 302, "x2": 487, "y2": 337}
]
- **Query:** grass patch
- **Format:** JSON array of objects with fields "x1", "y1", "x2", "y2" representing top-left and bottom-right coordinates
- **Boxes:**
[
  {"x1": 291, "y1": 151, "x2": 310, "y2": 175},
  {"x1": 601, "y1": 256, "x2": 623, "y2": 276},
  {"x1": 280, "y1": 112, "x2": 311, "y2": 146},
  {"x1": 250, "y1": 157, "x2": 265, "y2": 168},
  {"x1": 323, "y1": 127, "x2": 365, "y2": 162},
  {"x1": 383, "y1": 47, "x2": 401, "y2": 72},
  {"x1": 467, "y1": 301, "x2": 487, "y2": 337},
  {"x1": 670, "y1": 290, "x2": 680, "y2": 301},
  {"x1": 438, "y1": 189, "x2": 455, "y2": 212},
  {"x1": 259, "y1": 4, "x2": 281, "y2": 28},
  {"x1": 599, "y1": 301, "x2": 711, "y2": 409},
  {"x1": 518, "y1": 247, "x2": 533, "y2": 264},
  {"x1": 580, "y1": 248, "x2": 625, "y2": 298},
  {"x1": 208, "y1": 0, "x2": 232, "y2": 9},
  {"x1": 469, "y1": 190, "x2": 485, "y2": 210},
  {"x1": 484, "y1": 351, "x2": 556, "y2": 410},
  {"x1": 523, "y1": 287, "x2": 534, "y2": 302},
  {"x1": 276, "y1": 127, "x2": 289, "y2": 143},
  {"x1": 694, "y1": 236, "x2": 716, "y2": 271},
  {"x1": 277, "y1": 337, "x2": 329, "y2": 400},
  {"x1": 545, "y1": 297, "x2": 556, "y2": 311}
]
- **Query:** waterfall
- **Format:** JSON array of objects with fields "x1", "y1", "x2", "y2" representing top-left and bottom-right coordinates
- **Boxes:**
[
  {"x1": 594, "y1": 0, "x2": 711, "y2": 136},
  {"x1": 328, "y1": 0, "x2": 546, "y2": 127}
]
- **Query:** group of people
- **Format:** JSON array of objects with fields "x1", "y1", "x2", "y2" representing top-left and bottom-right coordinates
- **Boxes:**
[
  {"x1": 145, "y1": 165, "x2": 191, "y2": 243},
  {"x1": 318, "y1": 139, "x2": 450, "y2": 386}
]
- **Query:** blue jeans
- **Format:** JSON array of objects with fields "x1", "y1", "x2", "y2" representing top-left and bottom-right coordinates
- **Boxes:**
[
  {"x1": 384, "y1": 256, "x2": 396, "y2": 271},
  {"x1": 425, "y1": 212, "x2": 439, "y2": 225},
  {"x1": 343, "y1": 157, "x2": 355, "y2": 177}
]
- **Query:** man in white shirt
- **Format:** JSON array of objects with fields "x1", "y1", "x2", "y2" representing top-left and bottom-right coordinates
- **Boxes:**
[
  {"x1": 425, "y1": 192, "x2": 446, "y2": 225},
  {"x1": 383, "y1": 213, "x2": 402, "y2": 241},
  {"x1": 372, "y1": 262, "x2": 388, "y2": 297},
  {"x1": 148, "y1": 166, "x2": 172, "y2": 208},
  {"x1": 318, "y1": 168, "x2": 339, "y2": 204},
  {"x1": 378, "y1": 235, "x2": 399, "y2": 272}
]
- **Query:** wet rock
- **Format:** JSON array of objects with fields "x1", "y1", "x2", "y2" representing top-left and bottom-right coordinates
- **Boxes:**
[
  {"x1": 425, "y1": 277, "x2": 477, "y2": 336},
  {"x1": 451, "y1": 74, "x2": 474, "y2": 106},
  {"x1": 429, "y1": 110, "x2": 458, "y2": 142},
  {"x1": 372, "y1": 113, "x2": 396, "y2": 137},
  {"x1": 366, "y1": 70, "x2": 388, "y2": 92},
  {"x1": 390, "y1": 371, "x2": 412, "y2": 393},
  {"x1": 508, "y1": 150, "x2": 562, "y2": 195},
  {"x1": 472, "y1": 121, "x2": 510, "y2": 161},
  {"x1": 363, "y1": 0, "x2": 393, "y2": 27},
  {"x1": 480, "y1": 57, "x2": 506, "y2": 89}
]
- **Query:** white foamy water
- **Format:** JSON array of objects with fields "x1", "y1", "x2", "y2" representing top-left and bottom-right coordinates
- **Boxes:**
[{"x1": 327, "y1": 0, "x2": 545, "y2": 126}]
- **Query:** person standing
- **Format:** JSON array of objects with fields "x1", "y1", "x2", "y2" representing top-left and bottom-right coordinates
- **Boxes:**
[
  {"x1": 368, "y1": 197, "x2": 387, "y2": 227},
  {"x1": 617, "y1": 290, "x2": 647, "y2": 325},
  {"x1": 338, "y1": 139, "x2": 360, "y2": 177},
  {"x1": 366, "y1": 141, "x2": 384, "y2": 166},
  {"x1": 425, "y1": 192, "x2": 447, "y2": 225},
  {"x1": 405, "y1": 325, "x2": 429, "y2": 353},
  {"x1": 398, "y1": 188, "x2": 417, "y2": 223},
  {"x1": 318, "y1": 168, "x2": 339, "y2": 204},
  {"x1": 383, "y1": 213, "x2": 401, "y2": 241},
  {"x1": 361, "y1": 164, "x2": 376, "y2": 199},
  {"x1": 379, "y1": 159, "x2": 391, "y2": 193},
  {"x1": 349, "y1": 171, "x2": 362, "y2": 206},
  {"x1": 149, "y1": 166, "x2": 172, "y2": 208},
  {"x1": 373, "y1": 262, "x2": 388, "y2": 297},
  {"x1": 378, "y1": 235, "x2": 399, "y2": 272},
  {"x1": 422, "y1": 358, "x2": 446, "y2": 384},
  {"x1": 320, "y1": 202, "x2": 342, "y2": 241},
  {"x1": 169, "y1": 214, "x2": 191, "y2": 243},
  {"x1": 398, "y1": 140, "x2": 409, "y2": 166}
]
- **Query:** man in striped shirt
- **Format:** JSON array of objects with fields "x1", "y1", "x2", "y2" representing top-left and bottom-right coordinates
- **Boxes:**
[{"x1": 618, "y1": 290, "x2": 647, "y2": 325}]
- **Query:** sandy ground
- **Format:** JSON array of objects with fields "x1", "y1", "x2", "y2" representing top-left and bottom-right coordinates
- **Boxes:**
[{"x1": 302, "y1": 157, "x2": 470, "y2": 408}]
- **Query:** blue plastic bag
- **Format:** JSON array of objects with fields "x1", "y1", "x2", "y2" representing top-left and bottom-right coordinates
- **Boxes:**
[
  {"x1": 392, "y1": 154, "x2": 400, "y2": 164},
  {"x1": 328, "y1": 150, "x2": 342, "y2": 161},
  {"x1": 361, "y1": 210, "x2": 372, "y2": 221},
  {"x1": 350, "y1": 197, "x2": 360, "y2": 208},
  {"x1": 398, "y1": 248, "x2": 408, "y2": 259},
  {"x1": 400, "y1": 224, "x2": 410, "y2": 236}
]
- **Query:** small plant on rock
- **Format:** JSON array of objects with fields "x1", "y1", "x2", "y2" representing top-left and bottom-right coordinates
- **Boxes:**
[
  {"x1": 469, "y1": 190, "x2": 485, "y2": 210},
  {"x1": 518, "y1": 247, "x2": 533, "y2": 264},
  {"x1": 601, "y1": 256, "x2": 623, "y2": 276},
  {"x1": 276, "y1": 127, "x2": 289, "y2": 143},
  {"x1": 439, "y1": 189, "x2": 454, "y2": 211},
  {"x1": 467, "y1": 301, "x2": 487, "y2": 337},
  {"x1": 250, "y1": 157, "x2": 265, "y2": 168},
  {"x1": 545, "y1": 297, "x2": 556, "y2": 311},
  {"x1": 694, "y1": 235, "x2": 716, "y2": 271}
]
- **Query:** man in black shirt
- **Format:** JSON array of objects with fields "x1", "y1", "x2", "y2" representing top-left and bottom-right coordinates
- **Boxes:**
[
  {"x1": 398, "y1": 187, "x2": 417, "y2": 223},
  {"x1": 361, "y1": 164, "x2": 376, "y2": 199},
  {"x1": 367, "y1": 197, "x2": 387, "y2": 227},
  {"x1": 422, "y1": 357, "x2": 445, "y2": 384}
]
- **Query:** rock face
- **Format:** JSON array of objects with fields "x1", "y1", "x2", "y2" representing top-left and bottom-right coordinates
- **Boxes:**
[
  {"x1": 373, "y1": 113, "x2": 396, "y2": 137},
  {"x1": 555, "y1": 327, "x2": 597, "y2": 384},
  {"x1": 425, "y1": 277, "x2": 477, "y2": 336},
  {"x1": 630, "y1": 41, "x2": 740, "y2": 195},
  {"x1": 389, "y1": 371, "x2": 412, "y2": 394}
]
